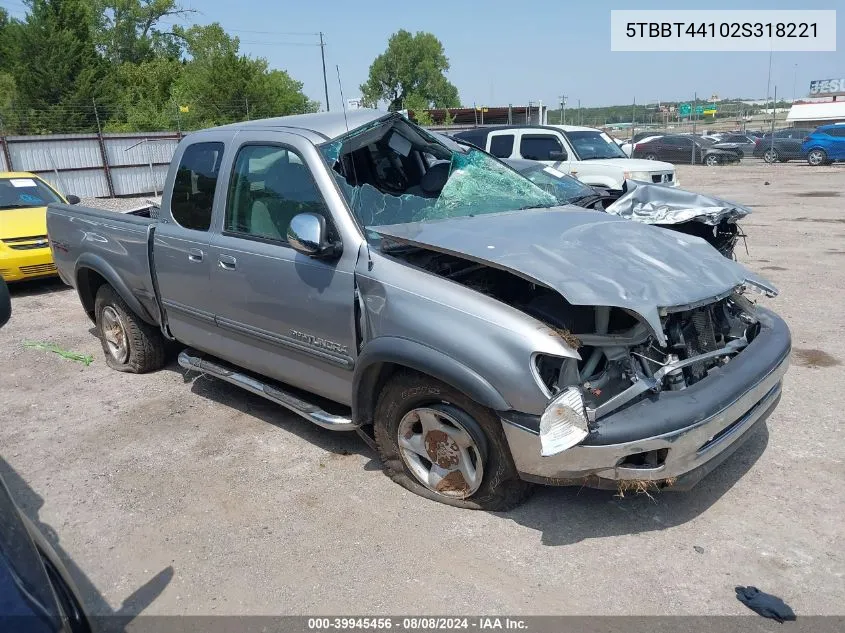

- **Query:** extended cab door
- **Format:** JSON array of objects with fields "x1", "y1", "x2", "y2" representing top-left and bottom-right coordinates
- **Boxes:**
[
  {"x1": 155, "y1": 135, "x2": 231, "y2": 348},
  {"x1": 206, "y1": 131, "x2": 358, "y2": 405}
]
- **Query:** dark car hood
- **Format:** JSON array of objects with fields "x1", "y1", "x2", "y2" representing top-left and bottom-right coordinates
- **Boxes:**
[
  {"x1": 373, "y1": 208, "x2": 776, "y2": 342},
  {"x1": 704, "y1": 147, "x2": 739, "y2": 154}
]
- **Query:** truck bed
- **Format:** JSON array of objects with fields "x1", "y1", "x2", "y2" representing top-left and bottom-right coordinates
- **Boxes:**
[{"x1": 47, "y1": 203, "x2": 161, "y2": 325}]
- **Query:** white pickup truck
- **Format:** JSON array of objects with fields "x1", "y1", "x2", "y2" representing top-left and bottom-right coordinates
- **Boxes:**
[{"x1": 454, "y1": 124, "x2": 678, "y2": 191}]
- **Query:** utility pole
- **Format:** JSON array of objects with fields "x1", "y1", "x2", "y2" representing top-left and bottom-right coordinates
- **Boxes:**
[
  {"x1": 770, "y1": 85, "x2": 777, "y2": 153},
  {"x1": 792, "y1": 63, "x2": 798, "y2": 102},
  {"x1": 578, "y1": 98, "x2": 581, "y2": 125},
  {"x1": 558, "y1": 95, "x2": 566, "y2": 124},
  {"x1": 245, "y1": 97, "x2": 250, "y2": 121},
  {"x1": 320, "y1": 32, "x2": 330, "y2": 112},
  {"x1": 631, "y1": 97, "x2": 636, "y2": 138}
]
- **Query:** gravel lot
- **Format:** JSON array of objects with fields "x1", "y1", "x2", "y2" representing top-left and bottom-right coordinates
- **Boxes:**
[{"x1": 1, "y1": 160, "x2": 843, "y2": 618}]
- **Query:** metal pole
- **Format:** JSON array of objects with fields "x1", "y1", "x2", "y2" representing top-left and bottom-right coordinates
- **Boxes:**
[
  {"x1": 770, "y1": 85, "x2": 777, "y2": 154},
  {"x1": 92, "y1": 99, "x2": 115, "y2": 198},
  {"x1": 792, "y1": 64, "x2": 797, "y2": 102},
  {"x1": 578, "y1": 99, "x2": 581, "y2": 125},
  {"x1": 245, "y1": 97, "x2": 250, "y2": 121},
  {"x1": 631, "y1": 97, "x2": 636, "y2": 139},
  {"x1": 691, "y1": 92, "x2": 697, "y2": 165},
  {"x1": 320, "y1": 32, "x2": 330, "y2": 112}
]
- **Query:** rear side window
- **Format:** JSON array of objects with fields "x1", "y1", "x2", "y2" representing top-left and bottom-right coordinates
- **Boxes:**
[
  {"x1": 489, "y1": 134, "x2": 515, "y2": 158},
  {"x1": 519, "y1": 135, "x2": 562, "y2": 161},
  {"x1": 171, "y1": 142, "x2": 224, "y2": 231},
  {"x1": 826, "y1": 127, "x2": 845, "y2": 137}
]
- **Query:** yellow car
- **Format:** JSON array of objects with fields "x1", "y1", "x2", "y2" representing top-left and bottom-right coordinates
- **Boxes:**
[{"x1": 0, "y1": 172, "x2": 78, "y2": 282}]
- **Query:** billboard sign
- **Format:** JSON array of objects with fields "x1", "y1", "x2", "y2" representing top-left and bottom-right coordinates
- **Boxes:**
[{"x1": 809, "y1": 79, "x2": 845, "y2": 96}]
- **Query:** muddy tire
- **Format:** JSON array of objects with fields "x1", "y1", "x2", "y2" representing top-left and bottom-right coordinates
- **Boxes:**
[
  {"x1": 373, "y1": 371, "x2": 533, "y2": 510},
  {"x1": 94, "y1": 285, "x2": 166, "y2": 373}
]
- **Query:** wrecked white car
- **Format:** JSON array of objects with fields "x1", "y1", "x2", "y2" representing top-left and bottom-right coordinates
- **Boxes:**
[{"x1": 48, "y1": 110, "x2": 791, "y2": 510}]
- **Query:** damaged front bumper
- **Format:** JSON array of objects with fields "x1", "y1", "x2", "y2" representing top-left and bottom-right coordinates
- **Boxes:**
[{"x1": 500, "y1": 308, "x2": 790, "y2": 490}]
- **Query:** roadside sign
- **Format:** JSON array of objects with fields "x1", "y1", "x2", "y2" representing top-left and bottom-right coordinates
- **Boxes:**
[
  {"x1": 694, "y1": 104, "x2": 704, "y2": 115},
  {"x1": 679, "y1": 103, "x2": 691, "y2": 117}
]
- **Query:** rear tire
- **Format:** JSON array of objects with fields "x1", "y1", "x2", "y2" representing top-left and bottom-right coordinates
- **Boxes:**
[
  {"x1": 94, "y1": 285, "x2": 166, "y2": 373},
  {"x1": 373, "y1": 370, "x2": 532, "y2": 510},
  {"x1": 763, "y1": 149, "x2": 779, "y2": 163},
  {"x1": 807, "y1": 149, "x2": 827, "y2": 166},
  {"x1": 704, "y1": 154, "x2": 720, "y2": 167},
  {"x1": 643, "y1": 153, "x2": 657, "y2": 160}
]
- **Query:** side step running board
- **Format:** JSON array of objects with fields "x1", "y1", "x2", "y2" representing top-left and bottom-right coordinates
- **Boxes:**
[{"x1": 178, "y1": 350, "x2": 357, "y2": 431}]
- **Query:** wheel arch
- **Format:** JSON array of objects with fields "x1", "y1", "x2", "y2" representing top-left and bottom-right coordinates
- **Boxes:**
[
  {"x1": 352, "y1": 337, "x2": 510, "y2": 427},
  {"x1": 75, "y1": 254, "x2": 156, "y2": 326}
]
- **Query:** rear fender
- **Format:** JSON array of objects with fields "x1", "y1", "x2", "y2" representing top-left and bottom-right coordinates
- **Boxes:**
[{"x1": 75, "y1": 252, "x2": 157, "y2": 326}]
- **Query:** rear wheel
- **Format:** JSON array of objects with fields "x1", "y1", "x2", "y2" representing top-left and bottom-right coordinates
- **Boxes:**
[
  {"x1": 643, "y1": 153, "x2": 658, "y2": 160},
  {"x1": 373, "y1": 371, "x2": 532, "y2": 510},
  {"x1": 763, "y1": 148, "x2": 779, "y2": 163},
  {"x1": 807, "y1": 149, "x2": 827, "y2": 166},
  {"x1": 95, "y1": 285, "x2": 166, "y2": 373},
  {"x1": 704, "y1": 154, "x2": 720, "y2": 166}
]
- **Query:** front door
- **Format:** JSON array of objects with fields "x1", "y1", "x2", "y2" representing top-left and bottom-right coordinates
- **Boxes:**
[
  {"x1": 155, "y1": 139, "x2": 228, "y2": 349},
  {"x1": 518, "y1": 133, "x2": 570, "y2": 172},
  {"x1": 207, "y1": 134, "x2": 357, "y2": 405}
]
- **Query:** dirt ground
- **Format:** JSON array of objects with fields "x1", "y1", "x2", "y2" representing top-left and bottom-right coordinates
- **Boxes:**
[{"x1": 1, "y1": 160, "x2": 843, "y2": 617}]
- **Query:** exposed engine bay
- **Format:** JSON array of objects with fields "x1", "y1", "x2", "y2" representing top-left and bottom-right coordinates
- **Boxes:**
[{"x1": 390, "y1": 245, "x2": 761, "y2": 420}]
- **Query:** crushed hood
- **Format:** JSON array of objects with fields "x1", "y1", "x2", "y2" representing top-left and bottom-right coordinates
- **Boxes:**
[
  {"x1": 373, "y1": 208, "x2": 775, "y2": 343},
  {"x1": 605, "y1": 181, "x2": 752, "y2": 226}
]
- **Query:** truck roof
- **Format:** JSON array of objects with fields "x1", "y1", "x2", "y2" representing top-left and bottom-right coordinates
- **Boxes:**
[{"x1": 209, "y1": 109, "x2": 386, "y2": 142}]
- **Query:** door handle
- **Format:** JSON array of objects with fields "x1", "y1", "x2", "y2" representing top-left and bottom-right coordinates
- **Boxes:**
[
  {"x1": 188, "y1": 248, "x2": 204, "y2": 262},
  {"x1": 218, "y1": 254, "x2": 237, "y2": 270}
]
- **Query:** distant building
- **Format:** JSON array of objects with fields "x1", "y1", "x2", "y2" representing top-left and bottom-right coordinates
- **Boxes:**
[{"x1": 786, "y1": 100, "x2": 845, "y2": 127}]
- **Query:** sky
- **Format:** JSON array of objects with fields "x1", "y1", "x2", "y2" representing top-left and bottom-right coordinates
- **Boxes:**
[{"x1": 2, "y1": 0, "x2": 843, "y2": 110}]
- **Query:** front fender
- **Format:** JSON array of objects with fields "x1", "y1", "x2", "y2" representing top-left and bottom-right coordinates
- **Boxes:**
[
  {"x1": 75, "y1": 252, "x2": 157, "y2": 325},
  {"x1": 352, "y1": 336, "x2": 510, "y2": 425}
]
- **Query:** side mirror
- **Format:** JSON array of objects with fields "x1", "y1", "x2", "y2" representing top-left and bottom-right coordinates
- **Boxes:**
[
  {"x1": 287, "y1": 213, "x2": 337, "y2": 258},
  {"x1": 0, "y1": 278, "x2": 10, "y2": 330},
  {"x1": 548, "y1": 150, "x2": 568, "y2": 161},
  {"x1": 65, "y1": 194, "x2": 81, "y2": 205}
]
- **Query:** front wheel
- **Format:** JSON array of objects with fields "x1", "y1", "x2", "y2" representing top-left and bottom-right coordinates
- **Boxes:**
[
  {"x1": 643, "y1": 153, "x2": 658, "y2": 160},
  {"x1": 95, "y1": 285, "x2": 166, "y2": 373},
  {"x1": 763, "y1": 148, "x2": 779, "y2": 163},
  {"x1": 373, "y1": 371, "x2": 532, "y2": 510},
  {"x1": 807, "y1": 149, "x2": 827, "y2": 166},
  {"x1": 704, "y1": 154, "x2": 720, "y2": 166}
]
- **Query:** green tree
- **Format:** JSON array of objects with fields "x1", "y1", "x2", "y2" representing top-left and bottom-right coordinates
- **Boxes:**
[
  {"x1": 94, "y1": 0, "x2": 194, "y2": 65},
  {"x1": 360, "y1": 30, "x2": 459, "y2": 111},
  {"x1": 171, "y1": 24, "x2": 316, "y2": 128},
  {"x1": 102, "y1": 57, "x2": 183, "y2": 131},
  {"x1": 4, "y1": 0, "x2": 104, "y2": 133}
]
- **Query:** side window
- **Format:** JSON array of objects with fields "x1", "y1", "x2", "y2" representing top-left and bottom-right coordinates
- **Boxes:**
[
  {"x1": 489, "y1": 134, "x2": 515, "y2": 158},
  {"x1": 225, "y1": 144, "x2": 329, "y2": 243},
  {"x1": 519, "y1": 135, "x2": 563, "y2": 160},
  {"x1": 774, "y1": 130, "x2": 790, "y2": 138},
  {"x1": 828, "y1": 128, "x2": 845, "y2": 137},
  {"x1": 171, "y1": 142, "x2": 224, "y2": 231}
]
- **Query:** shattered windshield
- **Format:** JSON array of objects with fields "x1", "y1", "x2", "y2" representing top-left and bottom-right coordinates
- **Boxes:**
[
  {"x1": 319, "y1": 115, "x2": 556, "y2": 235},
  {"x1": 517, "y1": 165, "x2": 596, "y2": 205},
  {"x1": 566, "y1": 131, "x2": 627, "y2": 160}
]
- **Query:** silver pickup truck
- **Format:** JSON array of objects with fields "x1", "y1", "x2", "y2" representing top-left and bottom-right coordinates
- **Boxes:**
[{"x1": 47, "y1": 110, "x2": 791, "y2": 510}]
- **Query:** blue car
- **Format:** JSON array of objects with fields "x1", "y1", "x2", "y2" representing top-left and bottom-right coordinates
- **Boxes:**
[{"x1": 802, "y1": 123, "x2": 845, "y2": 166}]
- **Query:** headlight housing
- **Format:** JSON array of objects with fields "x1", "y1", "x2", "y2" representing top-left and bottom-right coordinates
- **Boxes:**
[{"x1": 539, "y1": 386, "x2": 589, "y2": 456}]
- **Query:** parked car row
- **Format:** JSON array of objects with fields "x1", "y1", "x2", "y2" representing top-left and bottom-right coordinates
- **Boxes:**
[{"x1": 617, "y1": 123, "x2": 845, "y2": 166}]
